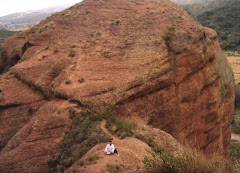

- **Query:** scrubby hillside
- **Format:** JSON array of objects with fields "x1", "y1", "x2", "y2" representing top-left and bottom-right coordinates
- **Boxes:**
[
  {"x1": 0, "y1": 0, "x2": 235, "y2": 172},
  {"x1": 197, "y1": 0, "x2": 240, "y2": 51},
  {"x1": 0, "y1": 30, "x2": 18, "y2": 47},
  {"x1": 181, "y1": 0, "x2": 240, "y2": 51}
]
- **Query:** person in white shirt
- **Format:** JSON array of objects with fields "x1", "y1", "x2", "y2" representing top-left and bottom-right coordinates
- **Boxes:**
[{"x1": 104, "y1": 141, "x2": 115, "y2": 155}]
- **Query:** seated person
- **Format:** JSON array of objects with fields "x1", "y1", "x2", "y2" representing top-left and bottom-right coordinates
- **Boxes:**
[{"x1": 104, "y1": 140, "x2": 115, "y2": 155}]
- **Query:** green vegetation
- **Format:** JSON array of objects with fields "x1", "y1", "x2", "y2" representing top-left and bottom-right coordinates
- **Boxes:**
[
  {"x1": 183, "y1": 0, "x2": 240, "y2": 51},
  {"x1": 83, "y1": 154, "x2": 100, "y2": 165},
  {"x1": 0, "y1": 48, "x2": 7, "y2": 73},
  {"x1": 106, "y1": 117, "x2": 136, "y2": 139},
  {"x1": 69, "y1": 49, "x2": 77, "y2": 57},
  {"x1": 0, "y1": 29, "x2": 18, "y2": 46},
  {"x1": 229, "y1": 140, "x2": 240, "y2": 161},
  {"x1": 102, "y1": 164, "x2": 121, "y2": 173},
  {"x1": 38, "y1": 21, "x2": 55, "y2": 33},
  {"x1": 135, "y1": 134, "x2": 157, "y2": 148},
  {"x1": 47, "y1": 108, "x2": 111, "y2": 173},
  {"x1": 143, "y1": 145, "x2": 236, "y2": 173},
  {"x1": 65, "y1": 80, "x2": 71, "y2": 85},
  {"x1": 111, "y1": 19, "x2": 121, "y2": 25},
  {"x1": 163, "y1": 25, "x2": 175, "y2": 49},
  {"x1": 47, "y1": 105, "x2": 135, "y2": 172},
  {"x1": 78, "y1": 77, "x2": 85, "y2": 83},
  {"x1": 102, "y1": 105, "x2": 136, "y2": 139},
  {"x1": 232, "y1": 108, "x2": 240, "y2": 134}
]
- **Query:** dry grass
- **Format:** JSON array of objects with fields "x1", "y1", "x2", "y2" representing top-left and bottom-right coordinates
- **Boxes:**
[
  {"x1": 143, "y1": 146, "x2": 237, "y2": 173},
  {"x1": 226, "y1": 52, "x2": 240, "y2": 84},
  {"x1": 232, "y1": 109, "x2": 240, "y2": 134}
]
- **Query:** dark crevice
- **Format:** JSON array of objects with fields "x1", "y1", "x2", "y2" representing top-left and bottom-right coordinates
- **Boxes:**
[
  {"x1": 0, "y1": 99, "x2": 45, "y2": 110},
  {"x1": 21, "y1": 41, "x2": 35, "y2": 56},
  {"x1": 12, "y1": 72, "x2": 52, "y2": 100},
  {"x1": 117, "y1": 82, "x2": 172, "y2": 105}
]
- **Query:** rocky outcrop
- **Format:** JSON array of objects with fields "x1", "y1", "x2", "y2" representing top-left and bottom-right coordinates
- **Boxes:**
[{"x1": 0, "y1": 0, "x2": 234, "y2": 172}]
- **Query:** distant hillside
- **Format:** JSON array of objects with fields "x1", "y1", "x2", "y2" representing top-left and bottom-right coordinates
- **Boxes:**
[
  {"x1": 0, "y1": 5, "x2": 73, "y2": 31},
  {"x1": 197, "y1": 0, "x2": 240, "y2": 51},
  {"x1": 180, "y1": 0, "x2": 240, "y2": 51},
  {"x1": 171, "y1": 0, "x2": 215, "y2": 5},
  {"x1": 182, "y1": 0, "x2": 233, "y2": 17}
]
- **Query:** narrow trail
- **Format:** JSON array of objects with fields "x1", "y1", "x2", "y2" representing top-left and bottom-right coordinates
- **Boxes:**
[
  {"x1": 100, "y1": 120, "x2": 118, "y2": 141},
  {"x1": 231, "y1": 133, "x2": 240, "y2": 143}
]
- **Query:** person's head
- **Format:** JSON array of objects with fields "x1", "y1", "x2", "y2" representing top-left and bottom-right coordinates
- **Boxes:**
[{"x1": 109, "y1": 140, "x2": 112, "y2": 145}]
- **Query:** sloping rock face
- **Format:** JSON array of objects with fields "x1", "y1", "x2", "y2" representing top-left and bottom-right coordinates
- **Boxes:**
[{"x1": 0, "y1": 0, "x2": 234, "y2": 172}]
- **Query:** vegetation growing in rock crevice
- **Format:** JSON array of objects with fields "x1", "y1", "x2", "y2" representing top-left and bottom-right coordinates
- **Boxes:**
[
  {"x1": 99, "y1": 105, "x2": 136, "y2": 139},
  {"x1": 0, "y1": 48, "x2": 7, "y2": 74},
  {"x1": 163, "y1": 25, "x2": 175, "y2": 51},
  {"x1": 48, "y1": 108, "x2": 111, "y2": 173},
  {"x1": 47, "y1": 105, "x2": 136, "y2": 172}
]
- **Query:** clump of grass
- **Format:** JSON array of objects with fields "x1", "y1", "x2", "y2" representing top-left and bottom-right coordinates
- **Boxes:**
[
  {"x1": 85, "y1": 154, "x2": 100, "y2": 165},
  {"x1": 69, "y1": 49, "x2": 77, "y2": 57},
  {"x1": 65, "y1": 168, "x2": 80, "y2": 173},
  {"x1": 65, "y1": 80, "x2": 71, "y2": 85},
  {"x1": 135, "y1": 134, "x2": 157, "y2": 148},
  {"x1": 229, "y1": 140, "x2": 240, "y2": 161},
  {"x1": 103, "y1": 50, "x2": 111, "y2": 58},
  {"x1": 78, "y1": 77, "x2": 85, "y2": 83},
  {"x1": 143, "y1": 145, "x2": 236, "y2": 173},
  {"x1": 102, "y1": 164, "x2": 121, "y2": 173},
  {"x1": 0, "y1": 48, "x2": 7, "y2": 74},
  {"x1": 232, "y1": 108, "x2": 240, "y2": 134},
  {"x1": 48, "y1": 108, "x2": 111, "y2": 173},
  {"x1": 163, "y1": 25, "x2": 175, "y2": 49},
  {"x1": 54, "y1": 49, "x2": 59, "y2": 54},
  {"x1": 38, "y1": 21, "x2": 55, "y2": 33},
  {"x1": 111, "y1": 19, "x2": 121, "y2": 25}
]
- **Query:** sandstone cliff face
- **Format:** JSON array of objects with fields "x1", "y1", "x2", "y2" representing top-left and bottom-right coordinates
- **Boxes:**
[{"x1": 0, "y1": 0, "x2": 234, "y2": 172}]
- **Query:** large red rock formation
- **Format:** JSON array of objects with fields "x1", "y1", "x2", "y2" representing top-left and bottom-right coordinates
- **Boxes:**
[{"x1": 0, "y1": 0, "x2": 234, "y2": 172}]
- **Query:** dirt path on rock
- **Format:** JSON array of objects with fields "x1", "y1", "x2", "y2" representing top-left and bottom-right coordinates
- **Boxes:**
[
  {"x1": 232, "y1": 133, "x2": 240, "y2": 143},
  {"x1": 100, "y1": 120, "x2": 118, "y2": 141}
]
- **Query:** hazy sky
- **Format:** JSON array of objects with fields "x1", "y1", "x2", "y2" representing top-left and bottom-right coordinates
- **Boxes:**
[{"x1": 0, "y1": 0, "x2": 82, "y2": 17}]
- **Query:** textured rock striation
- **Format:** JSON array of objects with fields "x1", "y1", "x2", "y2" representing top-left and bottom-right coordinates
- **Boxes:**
[{"x1": 0, "y1": 0, "x2": 234, "y2": 172}]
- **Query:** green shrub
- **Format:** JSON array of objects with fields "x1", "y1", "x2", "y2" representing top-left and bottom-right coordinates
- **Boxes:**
[
  {"x1": 0, "y1": 48, "x2": 7, "y2": 73},
  {"x1": 111, "y1": 19, "x2": 121, "y2": 25},
  {"x1": 229, "y1": 140, "x2": 240, "y2": 161},
  {"x1": 48, "y1": 109, "x2": 111, "y2": 173},
  {"x1": 105, "y1": 115, "x2": 136, "y2": 139},
  {"x1": 65, "y1": 80, "x2": 71, "y2": 85},
  {"x1": 78, "y1": 77, "x2": 85, "y2": 83},
  {"x1": 97, "y1": 105, "x2": 136, "y2": 139},
  {"x1": 232, "y1": 108, "x2": 240, "y2": 134},
  {"x1": 163, "y1": 25, "x2": 175, "y2": 49},
  {"x1": 69, "y1": 49, "x2": 77, "y2": 57},
  {"x1": 135, "y1": 134, "x2": 157, "y2": 148},
  {"x1": 102, "y1": 164, "x2": 121, "y2": 173},
  {"x1": 85, "y1": 154, "x2": 100, "y2": 165}
]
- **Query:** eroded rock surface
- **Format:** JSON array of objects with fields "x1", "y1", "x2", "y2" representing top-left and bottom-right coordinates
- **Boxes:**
[{"x1": 0, "y1": 0, "x2": 234, "y2": 172}]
